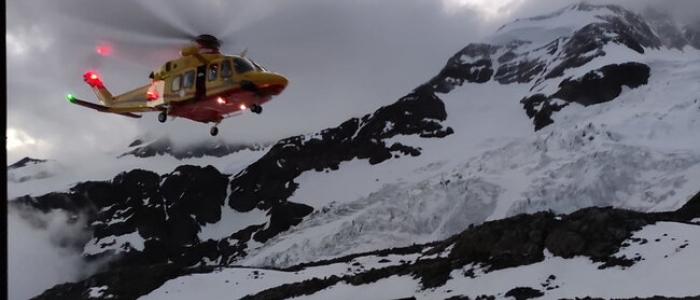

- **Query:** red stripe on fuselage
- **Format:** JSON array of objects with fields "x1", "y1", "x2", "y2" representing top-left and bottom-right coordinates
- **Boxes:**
[{"x1": 168, "y1": 89, "x2": 273, "y2": 123}]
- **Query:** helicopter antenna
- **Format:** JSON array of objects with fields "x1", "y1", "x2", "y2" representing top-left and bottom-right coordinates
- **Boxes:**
[{"x1": 240, "y1": 47, "x2": 249, "y2": 58}]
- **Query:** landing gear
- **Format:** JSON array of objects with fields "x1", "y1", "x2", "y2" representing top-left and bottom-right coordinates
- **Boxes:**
[
  {"x1": 251, "y1": 104, "x2": 263, "y2": 114},
  {"x1": 158, "y1": 111, "x2": 167, "y2": 123},
  {"x1": 210, "y1": 126, "x2": 219, "y2": 136}
]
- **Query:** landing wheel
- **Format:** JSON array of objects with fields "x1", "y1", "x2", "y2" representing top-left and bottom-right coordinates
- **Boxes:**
[
  {"x1": 210, "y1": 126, "x2": 219, "y2": 136},
  {"x1": 158, "y1": 111, "x2": 167, "y2": 123},
  {"x1": 251, "y1": 104, "x2": 263, "y2": 114}
]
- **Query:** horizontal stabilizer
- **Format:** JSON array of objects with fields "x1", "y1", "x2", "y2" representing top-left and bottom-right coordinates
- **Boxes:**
[{"x1": 68, "y1": 97, "x2": 144, "y2": 119}]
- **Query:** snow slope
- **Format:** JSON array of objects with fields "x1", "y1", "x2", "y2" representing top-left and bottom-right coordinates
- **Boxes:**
[
  {"x1": 239, "y1": 49, "x2": 700, "y2": 268},
  {"x1": 141, "y1": 221, "x2": 700, "y2": 299}
]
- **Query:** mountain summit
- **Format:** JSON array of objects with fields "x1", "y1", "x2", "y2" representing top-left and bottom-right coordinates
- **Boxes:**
[{"x1": 10, "y1": 3, "x2": 700, "y2": 299}]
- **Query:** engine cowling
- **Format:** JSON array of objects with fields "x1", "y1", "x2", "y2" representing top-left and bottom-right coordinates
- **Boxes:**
[{"x1": 180, "y1": 45, "x2": 199, "y2": 56}]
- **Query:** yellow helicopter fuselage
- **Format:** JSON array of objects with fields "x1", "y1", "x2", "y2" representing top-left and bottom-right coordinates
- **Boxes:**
[{"x1": 69, "y1": 43, "x2": 288, "y2": 133}]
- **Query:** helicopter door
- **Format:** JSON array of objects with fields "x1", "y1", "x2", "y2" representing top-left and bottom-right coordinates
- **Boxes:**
[{"x1": 196, "y1": 65, "x2": 206, "y2": 100}]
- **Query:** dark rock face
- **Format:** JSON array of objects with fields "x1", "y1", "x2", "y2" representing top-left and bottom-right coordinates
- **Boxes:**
[
  {"x1": 14, "y1": 166, "x2": 234, "y2": 269},
  {"x1": 540, "y1": 5, "x2": 660, "y2": 81},
  {"x1": 119, "y1": 136, "x2": 265, "y2": 160},
  {"x1": 505, "y1": 287, "x2": 545, "y2": 300},
  {"x1": 553, "y1": 63, "x2": 650, "y2": 105},
  {"x1": 236, "y1": 194, "x2": 700, "y2": 299},
  {"x1": 685, "y1": 21, "x2": 700, "y2": 49},
  {"x1": 7, "y1": 157, "x2": 47, "y2": 169},
  {"x1": 31, "y1": 264, "x2": 214, "y2": 300},
  {"x1": 430, "y1": 44, "x2": 499, "y2": 93},
  {"x1": 30, "y1": 189, "x2": 700, "y2": 299},
  {"x1": 228, "y1": 86, "x2": 452, "y2": 219},
  {"x1": 543, "y1": 21, "x2": 649, "y2": 80},
  {"x1": 521, "y1": 62, "x2": 651, "y2": 130}
]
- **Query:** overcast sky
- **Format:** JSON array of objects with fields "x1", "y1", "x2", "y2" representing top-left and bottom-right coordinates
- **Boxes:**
[{"x1": 6, "y1": 0, "x2": 699, "y2": 164}]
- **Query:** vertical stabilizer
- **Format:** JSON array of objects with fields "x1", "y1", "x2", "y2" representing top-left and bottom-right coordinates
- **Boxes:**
[{"x1": 83, "y1": 71, "x2": 115, "y2": 106}]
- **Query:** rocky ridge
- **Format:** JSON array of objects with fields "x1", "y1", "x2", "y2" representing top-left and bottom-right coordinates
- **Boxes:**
[{"x1": 31, "y1": 191, "x2": 700, "y2": 300}]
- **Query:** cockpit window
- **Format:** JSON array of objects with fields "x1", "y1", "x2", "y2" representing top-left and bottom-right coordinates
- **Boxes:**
[
  {"x1": 233, "y1": 58, "x2": 255, "y2": 74},
  {"x1": 251, "y1": 60, "x2": 267, "y2": 72},
  {"x1": 221, "y1": 60, "x2": 232, "y2": 78}
]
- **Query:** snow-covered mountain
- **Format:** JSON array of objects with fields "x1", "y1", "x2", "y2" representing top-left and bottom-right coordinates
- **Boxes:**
[
  {"x1": 9, "y1": 2, "x2": 700, "y2": 299},
  {"x1": 8, "y1": 157, "x2": 56, "y2": 183}
]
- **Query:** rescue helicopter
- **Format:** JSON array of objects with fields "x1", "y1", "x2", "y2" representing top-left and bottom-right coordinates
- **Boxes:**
[{"x1": 67, "y1": 34, "x2": 289, "y2": 136}]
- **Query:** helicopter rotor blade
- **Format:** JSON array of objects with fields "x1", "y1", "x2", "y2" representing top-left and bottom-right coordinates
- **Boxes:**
[{"x1": 37, "y1": 0, "x2": 270, "y2": 72}]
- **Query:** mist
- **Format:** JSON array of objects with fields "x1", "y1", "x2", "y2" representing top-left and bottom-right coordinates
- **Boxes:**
[{"x1": 8, "y1": 207, "x2": 104, "y2": 300}]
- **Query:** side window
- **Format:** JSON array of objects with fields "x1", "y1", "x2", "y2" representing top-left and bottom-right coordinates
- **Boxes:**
[
  {"x1": 208, "y1": 63, "x2": 219, "y2": 81},
  {"x1": 221, "y1": 60, "x2": 232, "y2": 78},
  {"x1": 171, "y1": 75, "x2": 182, "y2": 92},
  {"x1": 183, "y1": 70, "x2": 195, "y2": 89}
]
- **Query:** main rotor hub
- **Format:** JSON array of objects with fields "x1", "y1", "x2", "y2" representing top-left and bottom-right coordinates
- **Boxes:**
[{"x1": 195, "y1": 34, "x2": 221, "y2": 53}]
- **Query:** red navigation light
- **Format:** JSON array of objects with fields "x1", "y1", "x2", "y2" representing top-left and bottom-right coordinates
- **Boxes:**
[
  {"x1": 96, "y1": 44, "x2": 112, "y2": 56},
  {"x1": 83, "y1": 70, "x2": 103, "y2": 87},
  {"x1": 147, "y1": 91, "x2": 159, "y2": 101}
]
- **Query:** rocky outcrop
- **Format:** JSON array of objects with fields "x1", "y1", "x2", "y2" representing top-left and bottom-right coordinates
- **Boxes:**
[
  {"x1": 31, "y1": 193, "x2": 700, "y2": 299},
  {"x1": 13, "y1": 166, "x2": 233, "y2": 268},
  {"x1": 520, "y1": 63, "x2": 651, "y2": 130},
  {"x1": 31, "y1": 264, "x2": 216, "y2": 300},
  {"x1": 227, "y1": 86, "x2": 453, "y2": 216},
  {"x1": 521, "y1": 62, "x2": 651, "y2": 130},
  {"x1": 239, "y1": 191, "x2": 698, "y2": 300}
]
